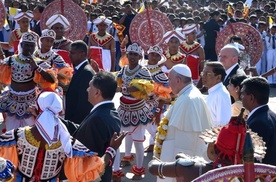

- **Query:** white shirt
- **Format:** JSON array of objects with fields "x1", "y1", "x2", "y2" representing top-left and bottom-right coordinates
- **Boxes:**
[
  {"x1": 74, "y1": 59, "x2": 88, "y2": 70},
  {"x1": 206, "y1": 82, "x2": 232, "y2": 127},
  {"x1": 225, "y1": 63, "x2": 239, "y2": 80},
  {"x1": 90, "y1": 100, "x2": 113, "y2": 113},
  {"x1": 247, "y1": 104, "x2": 267, "y2": 120}
]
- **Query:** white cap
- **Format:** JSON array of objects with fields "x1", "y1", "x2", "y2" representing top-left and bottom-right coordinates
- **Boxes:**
[
  {"x1": 20, "y1": 32, "x2": 37, "y2": 43},
  {"x1": 163, "y1": 30, "x2": 185, "y2": 43},
  {"x1": 46, "y1": 14, "x2": 70, "y2": 31},
  {"x1": 14, "y1": 12, "x2": 33, "y2": 22},
  {"x1": 93, "y1": 16, "x2": 112, "y2": 26},
  {"x1": 171, "y1": 64, "x2": 191, "y2": 78},
  {"x1": 182, "y1": 24, "x2": 198, "y2": 35}
]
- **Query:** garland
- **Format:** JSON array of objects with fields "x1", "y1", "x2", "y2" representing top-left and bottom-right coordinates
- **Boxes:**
[{"x1": 154, "y1": 99, "x2": 176, "y2": 159}]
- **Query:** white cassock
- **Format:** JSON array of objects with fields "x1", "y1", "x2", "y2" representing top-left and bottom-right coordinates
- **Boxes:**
[{"x1": 158, "y1": 84, "x2": 212, "y2": 182}]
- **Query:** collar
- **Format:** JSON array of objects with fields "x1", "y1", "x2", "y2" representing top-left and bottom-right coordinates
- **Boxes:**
[
  {"x1": 247, "y1": 104, "x2": 267, "y2": 120},
  {"x1": 90, "y1": 100, "x2": 113, "y2": 113},
  {"x1": 208, "y1": 82, "x2": 223, "y2": 93},
  {"x1": 74, "y1": 59, "x2": 88, "y2": 70},
  {"x1": 178, "y1": 83, "x2": 193, "y2": 96},
  {"x1": 225, "y1": 63, "x2": 239, "y2": 78}
]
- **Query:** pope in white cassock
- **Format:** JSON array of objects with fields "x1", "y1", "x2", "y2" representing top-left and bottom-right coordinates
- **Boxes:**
[{"x1": 156, "y1": 64, "x2": 212, "y2": 182}]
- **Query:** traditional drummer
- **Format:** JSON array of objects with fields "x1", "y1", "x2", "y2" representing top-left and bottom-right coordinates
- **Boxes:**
[
  {"x1": 88, "y1": 16, "x2": 116, "y2": 72},
  {"x1": 0, "y1": 12, "x2": 39, "y2": 54},
  {"x1": 180, "y1": 24, "x2": 205, "y2": 83},
  {"x1": 46, "y1": 14, "x2": 72, "y2": 52},
  {"x1": 162, "y1": 30, "x2": 186, "y2": 74},
  {"x1": 0, "y1": 32, "x2": 55, "y2": 132}
]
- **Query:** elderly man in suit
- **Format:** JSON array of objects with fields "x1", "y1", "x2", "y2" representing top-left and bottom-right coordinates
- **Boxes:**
[
  {"x1": 73, "y1": 71, "x2": 121, "y2": 181},
  {"x1": 219, "y1": 44, "x2": 246, "y2": 87},
  {"x1": 65, "y1": 40, "x2": 94, "y2": 124},
  {"x1": 241, "y1": 76, "x2": 276, "y2": 165}
]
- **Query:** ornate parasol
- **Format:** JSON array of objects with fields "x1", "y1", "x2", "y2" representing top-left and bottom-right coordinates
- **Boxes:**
[
  {"x1": 216, "y1": 22, "x2": 263, "y2": 66},
  {"x1": 129, "y1": 9, "x2": 173, "y2": 52},
  {"x1": 40, "y1": 0, "x2": 87, "y2": 41},
  {"x1": 0, "y1": 1, "x2": 5, "y2": 29}
]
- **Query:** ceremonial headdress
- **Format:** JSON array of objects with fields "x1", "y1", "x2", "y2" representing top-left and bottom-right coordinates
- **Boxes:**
[
  {"x1": 163, "y1": 30, "x2": 185, "y2": 43},
  {"x1": 93, "y1": 15, "x2": 112, "y2": 26},
  {"x1": 46, "y1": 14, "x2": 70, "y2": 31},
  {"x1": 36, "y1": 92, "x2": 73, "y2": 158},
  {"x1": 14, "y1": 12, "x2": 33, "y2": 22},
  {"x1": 182, "y1": 24, "x2": 198, "y2": 35},
  {"x1": 171, "y1": 64, "x2": 192, "y2": 77},
  {"x1": 20, "y1": 32, "x2": 37, "y2": 43},
  {"x1": 147, "y1": 45, "x2": 166, "y2": 65},
  {"x1": 40, "y1": 29, "x2": 56, "y2": 40},
  {"x1": 127, "y1": 43, "x2": 143, "y2": 56}
]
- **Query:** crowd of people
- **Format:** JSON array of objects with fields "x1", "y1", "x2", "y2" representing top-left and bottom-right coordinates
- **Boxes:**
[{"x1": 0, "y1": 0, "x2": 276, "y2": 181}]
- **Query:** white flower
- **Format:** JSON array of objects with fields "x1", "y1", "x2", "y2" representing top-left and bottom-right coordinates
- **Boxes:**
[
  {"x1": 162, "y1": 124, "x2": 168, "y2": 130},
  {"x1": 159, "y1": 134, "x2": 166, "y2": 140}
]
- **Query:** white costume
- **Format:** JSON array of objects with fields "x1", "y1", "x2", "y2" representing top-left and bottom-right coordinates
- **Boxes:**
[
  {"x1": 206, "y1": 82, "x2": 232, "y2": 126},
  {"x1": 158, "y1": 84, "x2": 212, "y2": 182}
]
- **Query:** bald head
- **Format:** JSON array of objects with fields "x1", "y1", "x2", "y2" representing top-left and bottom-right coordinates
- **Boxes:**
[{"x1": 219, "y1": 45, "x2": 239, "y2": 70}]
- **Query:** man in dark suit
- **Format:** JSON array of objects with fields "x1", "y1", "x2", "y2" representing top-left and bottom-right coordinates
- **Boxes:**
[
  {"x1": 65, "y1": 40, "x2": 94, "y2": 124},
  {"x1": 219, "y1": 44, "x2": 246, "y2": 87},
  {"x1": 241, "y1": 77, "x2": 276, "y2": 165},
  {"x1": 73, "y1": 71, "x2": 121, "y2": 182}
]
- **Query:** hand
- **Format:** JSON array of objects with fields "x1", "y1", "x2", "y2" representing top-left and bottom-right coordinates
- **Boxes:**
[
  {"x1": 29, "y1": 104, "x2": 38, "y2": 117},
  {"x1": 121, "y1": 35, "x2": 129, "y2": 48},
  {"x1": 25, "y1": 54, "x2": 38, "y2": 70},
  {"x1": 153, "y1": 112, "x2": 161, "y2": 125},
  {"x1": 110, "y1": 132, "x2": 128, "y2": 150}
]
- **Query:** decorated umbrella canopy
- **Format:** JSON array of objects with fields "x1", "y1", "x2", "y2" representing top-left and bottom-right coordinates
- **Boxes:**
[
  {"x1": 0, "y1": 1, "x2": 5, "y2": 29},
  {"x1": 129, "y1": 9, "x2": 173, "y2": 52},
  {"x1": 40, "y1": 0, "x2": 87, "y2": 41},
  {"x1": 216, "y1": 22, "x2": 263, "y2": 66}
]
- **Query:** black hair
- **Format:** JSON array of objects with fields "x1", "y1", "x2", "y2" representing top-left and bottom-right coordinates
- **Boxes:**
[
  {"x1": 205, "y1": 62, "x2": 226, "y2": 81},
  {"x1": 71, "y1": 40, "x2": 88, "y2": 55},
  {"x1": 92, "y1": 71, "x2": 117, "y2": 99}
]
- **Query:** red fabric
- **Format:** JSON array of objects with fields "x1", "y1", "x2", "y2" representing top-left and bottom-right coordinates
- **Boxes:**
[
  {"x1": 120, "y1": 96, "x2": 141, "y2": 104},
  {"x1": 186, "y1": 55, "x2": 200, "y2": 80},
  {"x1": 13, "y1": 41, "x2": 19, "y2": 54},
  {"x1": 56, "y1": 50, "x2": 72, "y2": 67},
  {"x1": 33, "y1": 148, "x2": 45, "y2": 181},
  {"x1": 88, "y1": 47, "x2": 103, "y2": 70},
  {"x1": 214, "y1": 117, "x2": 246, "y2": 166}
]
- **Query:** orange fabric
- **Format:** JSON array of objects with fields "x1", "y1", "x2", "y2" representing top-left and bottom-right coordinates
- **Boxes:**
[
  {"x1": 64, "y1": 155, "x2": 104, "y2": 182},
  {"x1": 0, "y1": 145, "x2": 19, "y2": 167},
  {"x1": 153, "y1": 83, "x2": 172, "y2": 99},
  {"x1": 58, "y1": 67, "x2": 73, "y2": 85},
  {"x1": 117, "y1": 77, "x2": 122, "y2": 87},
  {"x1": 33, "y1": 69, "x2": 58, "y2": 90},
  {"x1": 0, "y1": 64, "x2": 11, "y2": 85}
]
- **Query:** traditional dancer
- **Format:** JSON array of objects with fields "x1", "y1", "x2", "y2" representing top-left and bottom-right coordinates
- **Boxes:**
[{"x1": 88, "y1": 16, "x2": 116, "y2": 72}]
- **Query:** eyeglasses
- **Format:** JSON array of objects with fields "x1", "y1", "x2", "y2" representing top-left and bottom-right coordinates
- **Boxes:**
[{"x1": 200, "y1": 71, "x2": 216, "y2": 77}]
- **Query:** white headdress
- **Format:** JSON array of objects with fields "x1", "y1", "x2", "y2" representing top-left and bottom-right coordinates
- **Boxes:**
[
  {"x1": 163, "y1": 30, "x2": 185, "y2": 43},
  {"x1": 147, "y1": 45, "x2": 166, "y2": 65},
  {"x1": 127, "y1": 43, "x2": 143, "y2": 56},
  {"x1": 93, "y1": 16, "x2": 112, "y2": 26},
  {"x1": 35, "y1": 92, "x2": 73, "y2": 158},
  {"x1": 14, "y1": 12, "x2": 33, "y2": 22},
  {"x1": 182, "y1": 24, "x2": 198, "y2": 36},
  {"x1": 46, "y1": 14, "x2": 70, "y2": 31}
]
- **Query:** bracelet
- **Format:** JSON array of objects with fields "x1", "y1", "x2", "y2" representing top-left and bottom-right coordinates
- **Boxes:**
[
  {"x1": 122, "y1": 86, "x2": 128, "y2": 94},
  {"x1": 120, "y1": 46, "x2": 126, "y2": 53},
  {"x1": 155, "y1": 108, "x2": 161, "y2": 113},
  {"x1": 105, "y1": 147, "x2": 117, "y2": 159},
  {"x1": 158, "y1": 162, "x2": 166, "y2": 179},
  {"x1": 37, "y1": 66, "x2": 43, "y2": 73}
]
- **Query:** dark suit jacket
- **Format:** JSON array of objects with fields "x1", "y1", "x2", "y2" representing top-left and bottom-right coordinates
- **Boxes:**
[
  {"x1": 65, "y1": 61, "x2": 94, "y2": 124},
  {"x1": 223, "y1": 64, "x2": 246, "y2": 87},
  {"x1": 246, "y1": 105, "x2": 276, "y2": 165},
  {"x1": 74, "y1": 102, "x2": 121, "y2": 182}
]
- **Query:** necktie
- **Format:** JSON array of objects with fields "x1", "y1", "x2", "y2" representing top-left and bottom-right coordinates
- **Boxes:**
[{"x1": 273, "y1": 35, "x2": 275, "y2": 49}]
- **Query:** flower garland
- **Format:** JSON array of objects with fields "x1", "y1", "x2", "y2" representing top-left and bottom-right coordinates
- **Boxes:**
[{"x1": 154, "y1": 99, "x2": 176, "y2": 159}]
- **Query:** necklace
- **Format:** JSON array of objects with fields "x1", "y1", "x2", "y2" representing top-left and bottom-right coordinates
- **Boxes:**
[
  {"x1": 164, "y1": 50, "x2": 185, "y2": 63},
  {"x1": 54, "y1": 37, "x2": 66, "y2": 44},
  {"x1": 126, "y1": 64, "x2": 140, "y2": 74}
]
